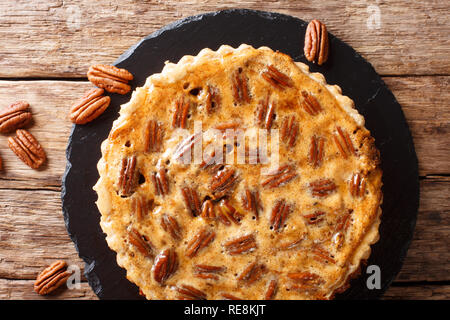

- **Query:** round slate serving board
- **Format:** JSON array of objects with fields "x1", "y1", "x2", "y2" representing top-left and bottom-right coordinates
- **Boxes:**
[{"x1": 61, "y1": 9, "x2": 419, "y2": 300}]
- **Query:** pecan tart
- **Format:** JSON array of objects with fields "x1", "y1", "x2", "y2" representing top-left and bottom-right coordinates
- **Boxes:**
[{"x1": 94, "y1": 44, "x2": 382, "y2": 300}]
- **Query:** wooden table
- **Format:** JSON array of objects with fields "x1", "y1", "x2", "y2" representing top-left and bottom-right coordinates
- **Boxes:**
[{"x1": 0, "y1": 1, "x2": 448, "y2": 300}]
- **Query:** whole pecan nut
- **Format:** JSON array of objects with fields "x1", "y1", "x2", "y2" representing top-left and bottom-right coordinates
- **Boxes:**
[
  {"x1": 87, "y1": 64, "x2": 133, "y2": 95},
  {"x1": 34, "y1": 260, "x2": 72, "y2": 295},
  {"x1": 8, "y1": 129, "x2": 46, "y2": 169},
  {"x1": 69, "y1": 88, "x2": 111, "y2": 124},
  {"x1": 304, "y1": 20, "x2": 329, "y2": 65},
  {"x1": 0, "y1": 100, "x2": 32, "y2": 133}
]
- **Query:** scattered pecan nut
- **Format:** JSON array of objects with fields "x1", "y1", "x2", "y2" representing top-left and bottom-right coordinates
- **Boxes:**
[
  {"x1": 87, "y1": 64, "x2": 133, "y2": 94},
  {"x1": 304, "y1": 19, "x2": 329, "y2": 65},
  {"x1": 69, "y1": 88, "x2": 111, "y2": 124},
  {"x1": 8, "y1": 129, "x2": 46, "y2": 169},
  {"x1": 0, "y1": 100, "x2": 32, "y2": 133},
  {"x1": 34, "y1": 260, "x2": 72, "y2": 295}
]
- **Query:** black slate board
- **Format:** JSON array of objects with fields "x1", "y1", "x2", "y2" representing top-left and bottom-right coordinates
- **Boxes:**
[{"x1": 61, "y1": 9, "x2": 419, "y2": 300}]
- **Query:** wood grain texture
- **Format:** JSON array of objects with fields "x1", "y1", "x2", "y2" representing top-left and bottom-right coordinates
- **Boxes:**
[
  {"x1": 395, "y1": 176, "x2": 450, "y2": 282},
  {"x1": 0, "y1": 189, "x2": 85, "y2": 280},
  {"x1": 383, "y1": 284, "x2": 450, "y2": 300},
  {"x1": 0, "y1": 81, "x2": 89, "y2": 188},
  {"x1": 383, "y1": 76, "x2": 450, "y2": 176},
  {"x1": 0, "y1": 0, "x2": 448, "y2": 78}
]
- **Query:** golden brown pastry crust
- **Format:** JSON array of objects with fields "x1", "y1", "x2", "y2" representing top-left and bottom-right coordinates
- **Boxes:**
[{"x1": 94, "y1": 44, "x2": 382, "y2": 300}]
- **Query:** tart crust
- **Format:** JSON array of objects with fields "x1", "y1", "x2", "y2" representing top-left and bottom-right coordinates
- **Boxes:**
[{"x1": 94, "y1": 44, "x2": 382, "y2": 300}]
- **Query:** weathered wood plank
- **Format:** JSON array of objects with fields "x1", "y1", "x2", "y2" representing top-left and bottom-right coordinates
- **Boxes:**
[
  {"x1": 395, "y1": 176, "x2": 450, "y2": 282},
  {"x1": 0, "y1": 279, "x2": 97, "y2": 300},
  {"x1": 0, "y1": 188, "x2": 87, "y2": 280},
  {"x1": 383, "y1": 76, "x2": 450, "y2": 175},
  {"x1": 0, "y1": 81, "x2": 88, "y2": 188},
  {"x1": 383, "y1": 77, "x2": 450, "y2": 123},
  {"x1": 0, "y1": 0, "x2": 448, "y2": 77},
  {"x1": 383, "y1": 284, "x2": 450, "y2": 300}
]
